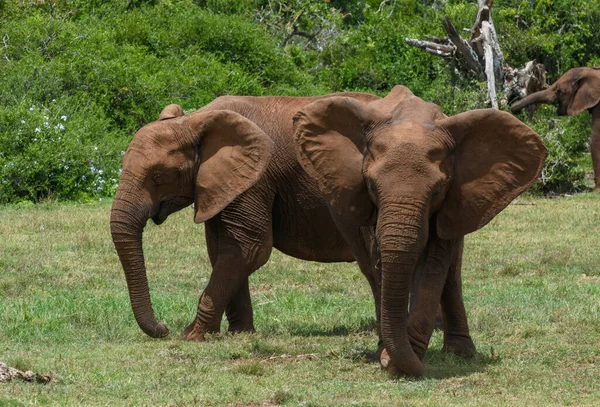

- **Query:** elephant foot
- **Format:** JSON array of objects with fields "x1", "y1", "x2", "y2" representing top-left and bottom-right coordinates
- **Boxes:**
[
  {"x1": 442, "y1": 334, "x2": 476, "y2": 358},
  {"x1": 182, "y1": 321, "x2": 206, "y2": 342},
  {"x1": 227, "y1": 324, "x2": 256, "y2": 334},
  {"x1": 379, "y1": 349, "x2": 403, "y2": 377},
  {"x1": 407, "y1": 325, "x2": 429, "y2": 360}
]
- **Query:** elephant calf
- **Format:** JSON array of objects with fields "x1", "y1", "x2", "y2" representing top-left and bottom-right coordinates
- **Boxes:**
[{"x1": 111, "y1": 86, "x2": 546, "y2": 376}]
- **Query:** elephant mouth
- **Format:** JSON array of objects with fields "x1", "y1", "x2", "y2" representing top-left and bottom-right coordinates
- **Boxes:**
[
  {"x1": 151, "y1": 197, "x2": 193, "y2": 225},
  {"x1": 152, "y1": 211, "x2": 167, "y2": 225}
]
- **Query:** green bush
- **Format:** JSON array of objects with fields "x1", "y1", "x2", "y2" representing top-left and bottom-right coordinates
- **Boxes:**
[
  {"x1": 0, "y1": 99, "x2": 125, "y2": 203},
  {"x1": 0, "y1": 0, "x2": 597, "y2": 202},
  {"x1": 0, "y1": 1, "x2": 324, "y2": 203}
]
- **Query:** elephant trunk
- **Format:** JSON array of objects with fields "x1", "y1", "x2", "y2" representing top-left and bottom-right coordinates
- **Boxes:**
[
  {"x1": 377, "y1": 200, "x2": 428, "y2": 377},
  {"x1": 511, "y1": 88, "x2": 556, "y2": 114},
  {"x1": 110, "y1": 185, "x2": 169, "y2": 338}
]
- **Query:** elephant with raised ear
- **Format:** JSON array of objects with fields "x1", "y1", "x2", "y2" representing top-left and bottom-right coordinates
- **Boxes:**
[
  {"x1": 511, "y1": 67, "x2": 600, "y2": 190},
  {"x1": 110, "y1": 87, "x2": 546, "y2": 377},
  {"x1": 293, "y1": 86, "x2": 546, "y2": 375}
]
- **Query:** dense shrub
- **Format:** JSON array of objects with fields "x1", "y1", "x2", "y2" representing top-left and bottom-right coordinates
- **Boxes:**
[
  {"x1": 0, "y1": 0, "x2": 597, "y2": 203},
  {"x1": 0, "y1": 1, "x2": 324, "y2": 203}
]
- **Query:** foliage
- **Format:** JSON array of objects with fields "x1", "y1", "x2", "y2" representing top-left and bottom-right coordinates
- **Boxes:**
[{"x1": 0, "y1": 0, "x2": 598, "y2": 202}]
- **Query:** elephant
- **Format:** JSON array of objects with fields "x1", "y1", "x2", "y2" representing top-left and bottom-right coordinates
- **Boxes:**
[
  {"x1": 110, "y1": 86, "x2": 547, "y2": 377},
  {"x1": 511, "y1": 66, "x2": 600, "y2": 190}
]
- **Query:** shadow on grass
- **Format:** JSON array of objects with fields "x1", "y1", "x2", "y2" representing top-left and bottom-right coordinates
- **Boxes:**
[
  {"x1": 287, "y1": 317, "x2": 377, "y2": 337},
  {"x1": 351, "y1": 345, "x2": 500, "y2": 380},
  {"x1": 421, "y1": 347, "x2": 501, "y2": 379}
]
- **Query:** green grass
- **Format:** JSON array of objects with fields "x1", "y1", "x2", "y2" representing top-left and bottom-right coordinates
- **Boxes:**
[{"x1": 1, "y1": 195, "x2": 600, "y2": 406}]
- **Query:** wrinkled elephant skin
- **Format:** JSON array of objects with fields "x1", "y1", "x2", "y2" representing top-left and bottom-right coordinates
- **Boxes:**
[{"x1": 111, "y1": 87, "x2": 546, "y2": 377}]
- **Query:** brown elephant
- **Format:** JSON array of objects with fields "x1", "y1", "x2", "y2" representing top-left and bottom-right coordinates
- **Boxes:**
[
  {"x1": 110, "y1": 86, "x2": 546, "y2": 377},
  {"x1": 511, "y1": 67, "x2": 600, "y2": 190}
]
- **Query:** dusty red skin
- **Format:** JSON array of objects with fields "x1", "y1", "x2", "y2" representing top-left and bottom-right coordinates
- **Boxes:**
[{"x1": 111, "y1": 86, "x2": 546, "y2": 377}]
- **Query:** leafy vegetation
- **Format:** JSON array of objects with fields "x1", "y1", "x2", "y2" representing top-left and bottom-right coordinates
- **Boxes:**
[
  {"x1": 1, "y1": 195, "x2": 600, "y2": 405},
  {"x1": 1, "y1": 0, "x2": 599, "y2": 202}
]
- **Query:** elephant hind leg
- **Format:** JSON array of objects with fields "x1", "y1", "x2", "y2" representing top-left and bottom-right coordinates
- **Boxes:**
[{"x1": 226, "y1": 280, "x2": 255, "y2": 333}]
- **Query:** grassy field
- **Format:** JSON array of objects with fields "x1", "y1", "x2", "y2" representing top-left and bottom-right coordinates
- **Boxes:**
[{"x1": 1, "y1": 194, "x2": 599, "y2": 406}]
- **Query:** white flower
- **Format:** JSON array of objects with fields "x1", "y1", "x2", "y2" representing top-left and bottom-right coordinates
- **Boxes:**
[
  {"x1": 120, "y1": 151, "x2": 125, "y2": 156},
  {"x1": 99, "y1": 178, "x2": 105, "y2": 184},
  {"x1": 55, "y1": 123, "x2": 65, "y2": 131},
  {"x1": 44, "y1": 122, "x2": 50, "y2": 129},
  {"x1": 31, "y1": 137, "x2": 37, "y2": 142},
  {"x1": 35, "y1": 128, "x2": 41, "y2": 133},
  {"x1": 29, "y1": 106, "x2": 35, "y2": 111},
  {"x1": 94, "y1": 146, "x2": 98, "y2": 151},
  {"x1": 90, "y1": 166, "x2": 96, "y2": 172},
  {"x1": 64, "y1": 165, "x2": 69, "y2": 170},
  {"x1": 20, "y1": 120, "x2": 25, "y2": 124},
  {"x1": 98, "y1": 169, "x2": 104, "y2": 175},
  {"x1": 61, "y1": 115, "x2": 67, "y2": 121},
  {"x1": 82, "y1": 175, "x2": 86, "y2": 180},
  {"x1": 52, "y1": 99, "x2": 56, "y2": 102}
]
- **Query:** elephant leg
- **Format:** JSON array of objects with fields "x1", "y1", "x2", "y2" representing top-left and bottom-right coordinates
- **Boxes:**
[
  {"x1": 406, "y1": 230, "x2": 454, "y2": 360},
  {"x1": 226, "y1": 280, "x2": 255, "y2": 333},
  {"x1": 330, "y1": 220, "x2": 382, "y2": 359},
  {"x1": 410, "y1": 279, "x2": 444, "y2": 330},
  {"x1": 203, "y1": 213, "x2": 256, "y2": 334},
  {"x1": 184, "y1": 198, "x2": 273, "y2": 342},
  {"x1": 439, "y1": 238, "x2": 476, "y2": 358},
  {"x1": 591, "y1": 105, "x2": 600, "y2": 191}
]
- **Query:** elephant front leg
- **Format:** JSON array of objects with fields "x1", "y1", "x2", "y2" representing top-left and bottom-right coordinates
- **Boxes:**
[
  {"x1": 406, "y1": 231, "x2": 453, "y2": 360},
  {"x1": 439, "y1": 238, "x2": 475, "y2": 358},
  {"x1": 184, "y1": 202, "x2": 273, "y2": 342}
]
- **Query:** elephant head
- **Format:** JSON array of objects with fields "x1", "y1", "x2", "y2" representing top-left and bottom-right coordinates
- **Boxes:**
[
  {"x1": 110, "y1": 105, "x2": 273, "y2": 338},
  {"x1": 293, "y1": 86, "x2": 547, "y2": 376},
  {"x1": 511, "y1": 67, "x2": 600, "y2": 116}
]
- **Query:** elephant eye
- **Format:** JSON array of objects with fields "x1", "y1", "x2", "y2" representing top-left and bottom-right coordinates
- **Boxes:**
[
  {"x1": 431, "y1": 183, "x2": 443, "y2": 199},
  {"x1": 152, "y1": 172, "x2": 163, "y2": 184}
]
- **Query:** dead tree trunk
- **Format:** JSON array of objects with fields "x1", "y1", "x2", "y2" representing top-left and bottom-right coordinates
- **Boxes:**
[{"x1": 406, "y1": 0, "x2": 546, "y2": 110}]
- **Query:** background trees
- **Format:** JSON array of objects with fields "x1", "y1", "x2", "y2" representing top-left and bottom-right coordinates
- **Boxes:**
[{"x1": 1, "y1": 0, "x2": 598, "y2": 202}]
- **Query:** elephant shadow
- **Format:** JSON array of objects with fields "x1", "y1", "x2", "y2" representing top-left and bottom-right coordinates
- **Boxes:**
[
  {"x1": 286, "y1": 317, "x2": 378, "y2": 337},
  {"x1": 354, "y1": 340, "x2": 499, "y2": 380},
  {"x1": 419, "y1": 346, "x2": 501, "y2": 379}
]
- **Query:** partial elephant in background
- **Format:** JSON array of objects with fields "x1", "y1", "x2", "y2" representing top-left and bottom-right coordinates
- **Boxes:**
[
  {"x1": 511, "y1": 67, "x2": 600, "y2": 190},
  {"x1": 110, "y1": 86, "x2": 546, "y2": 377}
]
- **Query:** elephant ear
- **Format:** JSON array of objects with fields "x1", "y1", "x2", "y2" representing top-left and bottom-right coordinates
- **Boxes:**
[
  {"x1": 188, "y1": 110, "x2": 273, "y2": 223},
  {"x1": 567, "y1": 70, "x2": 600, "y2": 115},
  {"x1": 368, "y1": 85, "x2": 415, "y2": 115},
  {"x1": 435, "y1": 109, "x2": 547, "y2": 240},
  {"x1": 159, "y1": 104, "x2": 184, "y2": 120},
  {"x1": 293, "y1": 97, "x2": 382, "y2": 225}
]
